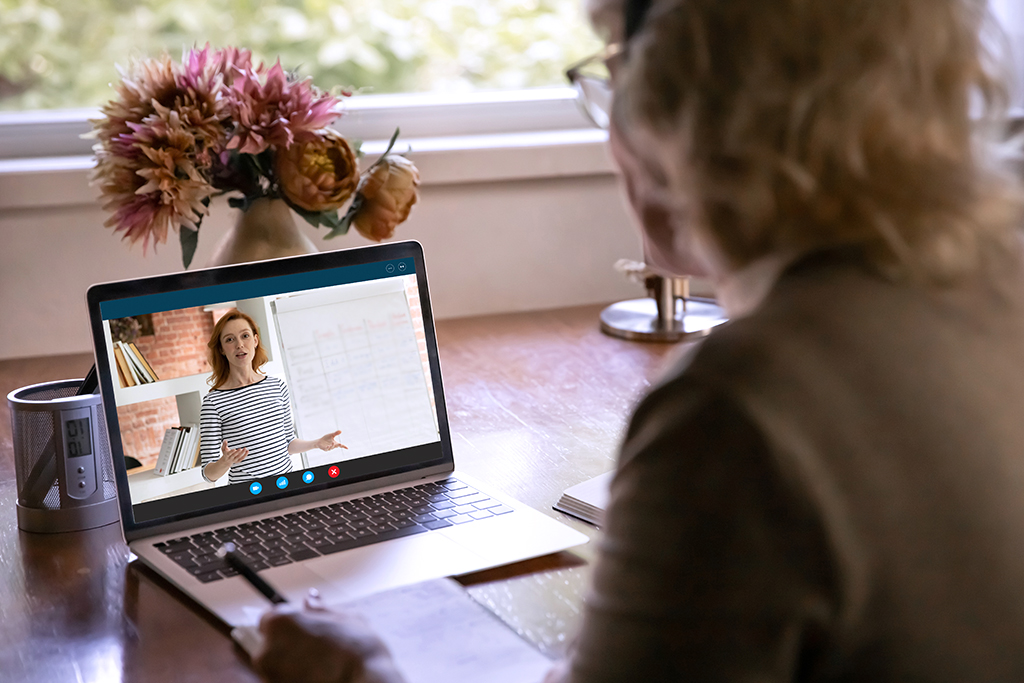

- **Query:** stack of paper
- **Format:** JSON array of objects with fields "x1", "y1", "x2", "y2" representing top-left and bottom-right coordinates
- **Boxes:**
[{"x1": 553, "y1": 471, "x2": 614, "y2": 527}]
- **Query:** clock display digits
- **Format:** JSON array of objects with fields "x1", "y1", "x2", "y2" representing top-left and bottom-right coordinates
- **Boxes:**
[{"x1": 65, "y1": 417, "x2": 92, "y2": 458}]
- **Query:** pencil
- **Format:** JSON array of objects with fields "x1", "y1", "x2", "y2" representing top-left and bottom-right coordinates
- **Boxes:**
[{"x1": 217, "y1": 542, "x2": 288, "y2": 604}]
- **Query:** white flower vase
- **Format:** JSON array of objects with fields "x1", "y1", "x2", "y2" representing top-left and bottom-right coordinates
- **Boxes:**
[{"x1": 207, "y1": 197, "x2": 318, "y2": 266}]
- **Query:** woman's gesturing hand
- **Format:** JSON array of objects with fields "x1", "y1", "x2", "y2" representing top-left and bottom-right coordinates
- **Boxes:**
[
  {"x1": 316, "y1": 431, "x2": 349, "y2": 452},
  {"x1": 287, "y1": 432, "x2": 350, "y2": 456},
  {"x1": 220, "y1": 440, "x2": 249, "y2": 464}
]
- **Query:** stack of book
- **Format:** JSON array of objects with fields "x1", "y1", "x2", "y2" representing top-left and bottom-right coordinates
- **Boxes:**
[
  {"x1": 154, "y1": 424, "x2": 201, "y2": 477},
  {"x1": 113, "y1": 341, "x2": 160, "y2": 388}
]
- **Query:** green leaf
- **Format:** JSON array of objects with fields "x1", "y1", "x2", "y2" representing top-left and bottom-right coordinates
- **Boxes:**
[
  {"x1": 249, "y1": 150, "x2": 272, "y2": 176},
  {"x1": 180, "y1": 226, "x2": 199, "y2": 270},
  {"x1": 381, "y1": 127, "x2": 400, "y2": 158},
  {"x1": 326, "y1": 195, "x2": 363, "y2": 239},
  {"x1": 291, "y1": 205, "x2": 323, "y2": 228},
  {"x1": 365, "y1": 128, "x2": 401, "y2": 173},
  {"x1": 351, "y1": 139, "x2": 364, "y2": 158},
  {"x1": 325, "y1": 219, "x2": 352, "y2": 240},
  {"x1": 321, "y1": 211, "x2": 342, "y2": 229}
]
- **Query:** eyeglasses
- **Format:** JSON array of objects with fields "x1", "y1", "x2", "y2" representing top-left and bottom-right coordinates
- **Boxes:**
[{"x1": 565, "y1": 42, "x2": 624, "y2": 130}]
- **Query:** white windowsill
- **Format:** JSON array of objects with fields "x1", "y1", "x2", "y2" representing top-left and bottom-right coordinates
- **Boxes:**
[
  {"x1": 0, "y1": 88, "x2": 618, "y2": 212},
  {"x1": 0, "y1": 128, "x2": 614, "y2": 212},
  {"x1": 5, "y1": 83, "x2": 1014, "y2": 214}
]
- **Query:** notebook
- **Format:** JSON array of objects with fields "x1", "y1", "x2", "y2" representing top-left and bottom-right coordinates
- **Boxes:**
[{"x1": 88, "y1": 240, "x2": 588, "y2": 627}]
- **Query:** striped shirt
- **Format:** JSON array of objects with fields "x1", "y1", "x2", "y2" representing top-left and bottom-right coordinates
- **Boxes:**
[{"x1": 199, "y1": 376, "x2": 295, "y2": 485}]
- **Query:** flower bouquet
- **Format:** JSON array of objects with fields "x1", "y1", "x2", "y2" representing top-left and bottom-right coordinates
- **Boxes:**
[{"x1": 89, "y1": 46, "x2": 420, "y2": 268}]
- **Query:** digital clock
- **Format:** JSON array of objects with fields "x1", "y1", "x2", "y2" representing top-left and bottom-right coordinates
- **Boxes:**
[{"x1": 64, "y1": 416, "x2": 93, "y2": 458}]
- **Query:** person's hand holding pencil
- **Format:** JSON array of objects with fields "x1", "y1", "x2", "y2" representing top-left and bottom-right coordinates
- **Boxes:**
[{"x1": 218, "y1": 543, "x2": 406, "y2": 683}]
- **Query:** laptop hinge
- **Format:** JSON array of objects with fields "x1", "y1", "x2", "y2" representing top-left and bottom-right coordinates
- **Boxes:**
[{"x1": 124, "y1": 463, "x2": 453, "y2": 543}]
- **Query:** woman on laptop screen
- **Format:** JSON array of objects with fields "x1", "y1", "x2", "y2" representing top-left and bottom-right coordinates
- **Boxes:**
[{"x1": 199, "y1": 309, "x2": 347, "y2": 485}]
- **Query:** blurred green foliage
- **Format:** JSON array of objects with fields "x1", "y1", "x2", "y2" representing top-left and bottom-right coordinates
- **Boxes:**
[{"x1": 0, "y1": 0, "x2": 602, "y2": 110}]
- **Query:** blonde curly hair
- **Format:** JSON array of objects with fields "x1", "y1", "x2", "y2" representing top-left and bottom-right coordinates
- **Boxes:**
[{"x1": 616, "y1": 0, "x2": 1023, "y2": 280}]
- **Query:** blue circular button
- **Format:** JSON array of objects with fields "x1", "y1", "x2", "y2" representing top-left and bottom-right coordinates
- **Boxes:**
[
  {"x1": 302, "y1": 471, "x2": 314, "y2": 484},
  {"x1": 276, "y1": 476, "x2": 289, "y2": 489},
  {"x1": 249, "y1": 482, "x2": 262, "y2": 495}
]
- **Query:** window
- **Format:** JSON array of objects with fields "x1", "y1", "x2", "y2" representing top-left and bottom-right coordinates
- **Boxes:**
[
  {"x1": 991, "y1": 0, "x2": 1024, "y2": 109},
  {"x1": 1, "y1": 0, "x2": 1018, "y2": 173},
  {"x1": 0, "y1": 0, "x2": 600, "y2": 112}
]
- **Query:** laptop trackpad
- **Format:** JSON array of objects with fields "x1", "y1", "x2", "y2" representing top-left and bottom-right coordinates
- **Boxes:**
[{"x1": 306, "y1": 533, "x2": 485, "y2": 603}]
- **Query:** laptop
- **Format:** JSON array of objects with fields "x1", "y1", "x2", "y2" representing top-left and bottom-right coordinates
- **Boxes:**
[{"x1": 87, "y1": 240, "x2": 588, "y2": 627}]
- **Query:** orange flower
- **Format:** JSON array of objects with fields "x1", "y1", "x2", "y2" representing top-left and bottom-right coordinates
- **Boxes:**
[
  {"x1": 276, "y1": 130, "x2": 359, "y2": 212},
  {"x1": 352, "y1": 155, "x2": 420, "y2": 241}
]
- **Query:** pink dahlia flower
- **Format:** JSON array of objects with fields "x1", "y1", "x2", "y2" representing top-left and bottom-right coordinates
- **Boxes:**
[
  {"x1": 90, "y1": 54, "x2": 219, "y2": 254},
  {"x1": 109, "y1": 104, "x2": 215, "y2": 251},
  {"x1": 225, "y1": 61, "x2": 345, "y2": 155}
]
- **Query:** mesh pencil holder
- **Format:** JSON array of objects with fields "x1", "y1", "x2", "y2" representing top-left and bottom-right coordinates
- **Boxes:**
[{"x1": 8, "y1": 379, "x2": 120, "y2": 533}]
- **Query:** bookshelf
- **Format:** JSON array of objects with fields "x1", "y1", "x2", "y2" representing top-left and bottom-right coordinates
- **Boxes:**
[
  {"x1": 102, "y1": 320, "x2": 210, "y2": 424},
  {"x1": 127, "y1": 464, "x2": 218, "y2": 502},
  {"x1": 112, "y1": 372, "x2": 209, "y2": 429},
  {"x1": 112, "y1": 372, "x2": 209, "y2": 405}
]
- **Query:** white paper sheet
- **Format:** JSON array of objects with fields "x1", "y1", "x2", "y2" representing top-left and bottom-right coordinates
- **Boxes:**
[{"x1": 233, "y1": 578, "x2": 552, "y2": 683}]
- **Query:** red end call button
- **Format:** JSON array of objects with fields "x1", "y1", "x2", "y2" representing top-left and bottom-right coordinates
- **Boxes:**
[{"x1": 328, "y1": 465, "x2": 340, "y2": 478}]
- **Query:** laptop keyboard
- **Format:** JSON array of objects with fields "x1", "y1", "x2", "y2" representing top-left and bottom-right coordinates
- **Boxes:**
[{"x1": 153, "y1": 478, "x2": 512, "y2": 583}]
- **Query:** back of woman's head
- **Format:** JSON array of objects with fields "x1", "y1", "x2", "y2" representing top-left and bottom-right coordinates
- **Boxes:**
[{"x1": 619, "y1": 0, "x2": 1022, "y2": 280}]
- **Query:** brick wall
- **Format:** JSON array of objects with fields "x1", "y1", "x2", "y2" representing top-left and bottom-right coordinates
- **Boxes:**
[
  {"x1": 135, "y1": 307, "x2": 215, "y2": 381},
  {"x1": 117, "y1": 307, "x2": 215, "y2": 467},
  {"x1": 117, "y1": 397, "x2": 178, "y2": 467}
]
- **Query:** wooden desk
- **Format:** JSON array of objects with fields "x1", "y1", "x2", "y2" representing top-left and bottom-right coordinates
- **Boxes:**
[{"x1": 0, "y1": 304, "x2": 679, "y2": 682}]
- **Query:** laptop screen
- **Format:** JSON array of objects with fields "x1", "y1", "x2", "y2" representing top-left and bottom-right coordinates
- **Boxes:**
[{"x1": 88, "y1": 242, "x2": 449, "y2": 531}]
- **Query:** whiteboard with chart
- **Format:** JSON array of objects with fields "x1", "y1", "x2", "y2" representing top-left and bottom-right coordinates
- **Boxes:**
[{"x1": 271, "y1": 277, "x2": 439, "y2": 468}]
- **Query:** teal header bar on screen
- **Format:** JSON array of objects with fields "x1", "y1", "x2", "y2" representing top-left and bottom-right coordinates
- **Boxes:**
[{"x1": 99, "y1": 258, "x2": 416, "y2": 320}]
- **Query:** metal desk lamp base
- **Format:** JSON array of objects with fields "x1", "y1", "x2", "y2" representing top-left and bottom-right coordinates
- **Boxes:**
[{"x1": 600, "y1": 274, "x2": 727, "y2": 343}]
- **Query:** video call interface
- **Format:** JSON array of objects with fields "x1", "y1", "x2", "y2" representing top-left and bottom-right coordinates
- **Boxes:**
[{"x1": 99, "y1": 258, "x2": 444, "y2": 524}]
